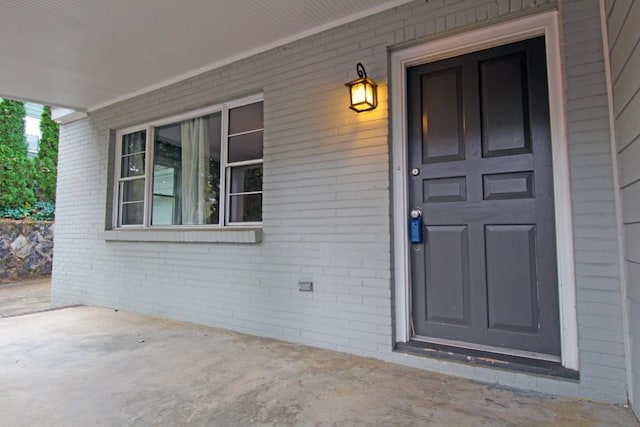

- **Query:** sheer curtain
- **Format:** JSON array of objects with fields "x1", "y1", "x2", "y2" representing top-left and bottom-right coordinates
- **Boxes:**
[{"x1": 181, "y1": 117, "x2": 209, "y2": 224}]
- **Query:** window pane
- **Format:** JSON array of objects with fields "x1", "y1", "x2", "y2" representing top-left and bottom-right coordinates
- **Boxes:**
[
  {"x1": 121, "y1": 153, "x2": 145, "y2": 178},
  {"x1": 122, "y1": 179, "x2": 145, "y2": 202},
  {"x1": 230, "y1": 165, "x2": 263, "y2": 193},
  {"x1": 152, "y1": 112, "x2": 222, "y2": 225},
  {"x1": 122, "y1": 130, "x2": 146, "y2": 155},
  {"x1": 228, "y1": 102, "x2": 263, "y2": 135},
  {"x1": 228, "y1": 131, "x2": 263, "y2": 163},
  {"x1": 229, "y1": 194, "x2": 262, "y2": 222},
  {"x1": 122, "y1": 202, "x2": 144, "y2": 225},
  {"x1": 152, "y1": 195, "x2": 176, "y2": 225},
  {"x1": 208, "y1": 157, "x2": 221, "y2": 225},
  {"x1": 152, "y1": 165, "x2": 177, "y2": 225},
  {"x1": 153, "y1": 165, "x2": 176, "y2": 196},
  {"x1": 26, "y1": 134, "x2": 39, "y2": 154}
]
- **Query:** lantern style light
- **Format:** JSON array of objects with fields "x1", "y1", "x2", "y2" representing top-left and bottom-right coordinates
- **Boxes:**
[{"x1": 345, "y1": 63, "x2": 378, "y2": 112}]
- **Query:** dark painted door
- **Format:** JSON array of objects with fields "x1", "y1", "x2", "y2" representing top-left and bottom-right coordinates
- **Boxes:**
[{"x1": 407, "y1": 37, "x2": 560, "y2": 356}]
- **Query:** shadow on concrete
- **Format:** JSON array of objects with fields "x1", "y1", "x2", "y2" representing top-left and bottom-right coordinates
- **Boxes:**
[{"x1": 0, "y1": 277, "x2": 51, "y2": 317}]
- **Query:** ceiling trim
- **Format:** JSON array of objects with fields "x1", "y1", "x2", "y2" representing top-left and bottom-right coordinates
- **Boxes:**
[
  {"x1": 87, "y1": 0, "x2": 415, "y2": 113},
  {"x1": 51, "y1": 107, "x2": 89, "y2": 124},
  {"x1": 0, "y1": 92, "x2": 85, "y2": 112}
]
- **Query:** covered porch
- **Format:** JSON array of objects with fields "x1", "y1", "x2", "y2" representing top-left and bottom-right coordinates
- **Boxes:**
[{"x1": 1, "y1": 0, "x2": 639, "y2": 420}]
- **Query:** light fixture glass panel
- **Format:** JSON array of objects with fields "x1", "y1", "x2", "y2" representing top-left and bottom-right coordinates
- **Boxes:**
[
  {"x1": 351, "y1": 83, "x2": 367, "y2": 104},
  {"x1": 365, "y1": 84, "x2": 374, "y2": 105}
]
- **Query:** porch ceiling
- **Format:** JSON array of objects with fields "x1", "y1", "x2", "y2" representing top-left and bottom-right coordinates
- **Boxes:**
[{"x1": 0, "y1": 0, "x2": 413, "y2": 112}]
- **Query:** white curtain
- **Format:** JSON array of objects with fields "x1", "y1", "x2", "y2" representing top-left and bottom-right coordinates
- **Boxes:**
[{"x1": 181, "y1": 117, "x2": 209, "y2": 224}]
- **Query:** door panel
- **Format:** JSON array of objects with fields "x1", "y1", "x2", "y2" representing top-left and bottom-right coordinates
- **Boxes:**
[
  {"x1": 421, "y1": 68, "x2": 464, "y2": 163},
  {"x1": 423, "y1": 177, "x2": 467, "y2": 203},
  {"x1": 485, "y1": 224, "x2": 538, "y2": 332},
  {"x1": 480, "y1": 54, "x2": 531, "y2": 156},
  {"x1": 408, "y1": 36, "x2": 560, "y2": 357},
  {"x1": 423, "y1": 225, "x2": 470, "y2": 325},
  {"x1": 483, "y1": 171, "x2": 534, "y2": 200}
]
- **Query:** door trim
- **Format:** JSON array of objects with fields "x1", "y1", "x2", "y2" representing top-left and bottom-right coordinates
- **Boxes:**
[{"x1": 391, "y1": 11, "x2": 578, "y2": 370}]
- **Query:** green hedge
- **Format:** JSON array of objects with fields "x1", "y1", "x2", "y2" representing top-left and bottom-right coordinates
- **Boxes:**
[
  {"x1": 0, "y1": 100, "x2": 36, "y2": 208},
  {"x1": 0, "y1": 99, "x2": 58, "y2": 221},
  {"x1": 34, "y1": 106, "x2": 59, "y2": 201}
]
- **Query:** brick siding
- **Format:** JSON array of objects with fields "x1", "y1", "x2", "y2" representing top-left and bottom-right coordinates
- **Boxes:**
[{"x1": 52, "y1": 0, "x2": 628, "y2": 402}]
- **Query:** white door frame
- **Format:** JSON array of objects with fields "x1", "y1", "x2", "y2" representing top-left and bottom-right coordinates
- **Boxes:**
[{"x1": 391, "y1": 11, "x2": 579, "y2": 370}]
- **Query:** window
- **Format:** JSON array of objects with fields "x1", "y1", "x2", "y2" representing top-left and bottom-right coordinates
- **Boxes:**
[{"x1": 114, "y1": 95, "x2": 263, "y2": 228}]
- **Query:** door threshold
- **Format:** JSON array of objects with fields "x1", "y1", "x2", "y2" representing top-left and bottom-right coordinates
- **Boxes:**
[
  {"x1": 395, "y1": 340, "x2": 579, "y2": 380},
  {"x1": 412, "y1": 335, "x2": 561, "y2": 362}
]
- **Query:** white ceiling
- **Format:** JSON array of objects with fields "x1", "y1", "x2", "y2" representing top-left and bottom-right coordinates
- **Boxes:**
[{"x1": 0, "y1": 0, "x2": 413, "y2": 112}]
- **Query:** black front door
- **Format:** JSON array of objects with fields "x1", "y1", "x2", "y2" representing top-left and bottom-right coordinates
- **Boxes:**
[{"x1": 407, "y1": 37, "x2": 560, "y2": 357}]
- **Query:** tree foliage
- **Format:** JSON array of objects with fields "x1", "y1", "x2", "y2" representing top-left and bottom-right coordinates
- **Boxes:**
[
  {"x1": 0, "y1": 99, "x2": 35, "y2": 208},
  {"x1": 34, "y1": 106, "x2": 59, "y2": 201}
]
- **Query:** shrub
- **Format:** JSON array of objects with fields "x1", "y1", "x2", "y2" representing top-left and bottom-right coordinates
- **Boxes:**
[
  {"x1": 34, "y1": 106, "x2": 59, "y2": 201},
  {"x1": 0, "y1": 206, "x2": 29, "y2": 220},
  {"x1": 0, "y1": 201, "x2": 55, "y2": 221},
  {"x1": 0, "y1": 99, "x2": 35, "y2": 208},
  {"x1": 29, "y1": 201, "x2": 55, "y2": 221}
]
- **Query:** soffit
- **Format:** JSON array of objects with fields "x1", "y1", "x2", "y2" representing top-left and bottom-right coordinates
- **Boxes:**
[{"x1": 0, "y1": 0, "x2": 413, "y2": 112}]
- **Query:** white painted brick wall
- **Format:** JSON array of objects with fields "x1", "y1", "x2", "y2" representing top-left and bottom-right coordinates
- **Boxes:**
[
  {"x1": 52, "y1": 0, "x2": 628, "y2": 402},
  {"x1": 560, "y1": 0, "x2": 628, "y2": 402},
  {"x1": 606, "y1": 0, "x2": 640, "y2": 414}
]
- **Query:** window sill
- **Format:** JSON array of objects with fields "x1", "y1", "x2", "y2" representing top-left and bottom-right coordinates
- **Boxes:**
[{"x1": 101, "y1": 228, "x2": 262, "y2": 244}]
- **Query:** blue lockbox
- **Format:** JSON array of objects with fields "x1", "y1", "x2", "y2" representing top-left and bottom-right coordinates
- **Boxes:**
[{"x1": 410, "y1": 216, "x2": 423, "y2": 244}]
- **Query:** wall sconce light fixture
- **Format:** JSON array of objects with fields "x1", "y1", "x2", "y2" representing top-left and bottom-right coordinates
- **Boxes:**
[{"x1": 345, "y1": 63, "x2": 378, "y2": 112}]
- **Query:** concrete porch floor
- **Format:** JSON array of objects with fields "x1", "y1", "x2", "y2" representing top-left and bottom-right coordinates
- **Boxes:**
[
  {"x1": 0, "y1": 277, "x2": 51, "y2": 317},
  {"x1": 1, "y1": 306, "x2": 637, "y2": 426}
]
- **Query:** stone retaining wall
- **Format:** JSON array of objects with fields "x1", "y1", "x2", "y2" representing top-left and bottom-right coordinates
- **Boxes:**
[{"x1": 0, "y1": 220, "x2": 53, "y2": 282}]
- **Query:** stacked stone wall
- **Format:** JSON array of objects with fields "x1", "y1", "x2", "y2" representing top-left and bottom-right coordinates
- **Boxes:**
[{"x1": 0, "y1": 220, "x2": 53, "y2": 282}]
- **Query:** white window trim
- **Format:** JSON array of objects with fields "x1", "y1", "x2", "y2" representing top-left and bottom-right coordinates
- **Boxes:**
[
  {"x1": 112, "y1": 93, "x2": 264, "y2": 230},
  {"x1": 102, "y1": 227, "x2": 262, "y2": 243},
  {"x1": 113, "y1": 125, "x2": 147, "y2": 229},
  {"x1": 391, "y1": 11, "x2": 578, "y2": 370},
  {"x1": 223, "y1": 103, "x2": 264, "y2": 228}
]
